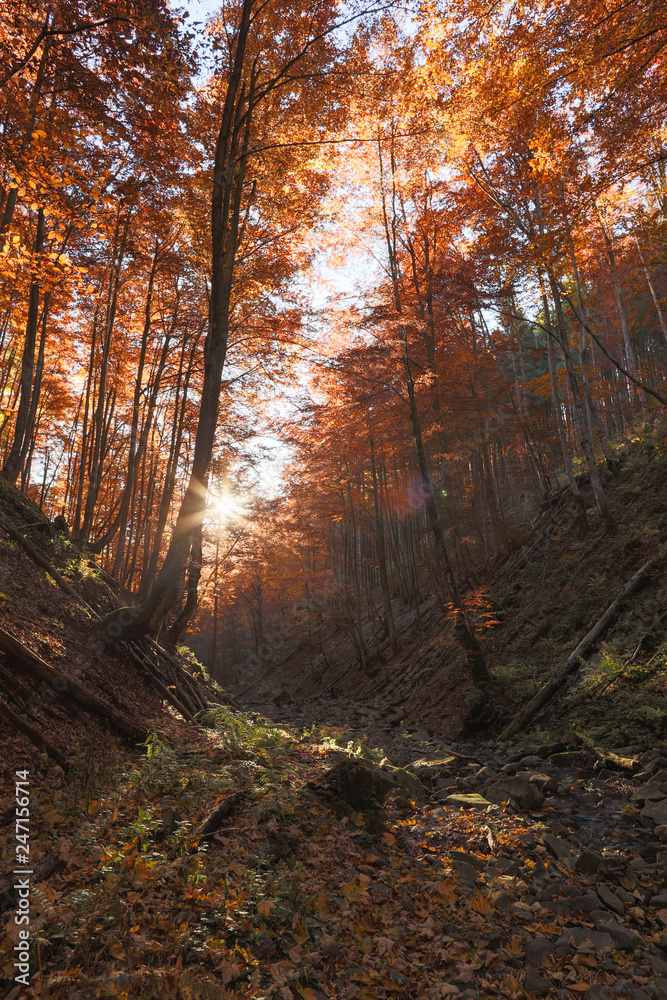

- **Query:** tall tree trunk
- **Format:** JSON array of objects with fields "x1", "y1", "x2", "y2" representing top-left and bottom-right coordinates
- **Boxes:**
[
  {"x1": 105, "y1": 0, "x2": 257, "y2": 640},
  {"x1": 369, "y1": 434, "x2": 398, "y2": 655},
  {"x1": 540, "y1": 278, "x2": 588, "y2": 536},
  {"x1": 3, "y1": 209, "x2": 45, "y2": 482},
  {"x1": 140, "y1": 337, "x2": 196, "y2": 601},
  {"x1": 548, "y1": 271, "x2": 616, "y2": 530},
  {"x1": 378, "y1": 133, "x2": 488, "y2": 684},
  {"x1": 634, "y1": 235, "x2": 667, "y2": 348},
  {"x1": 81, "y1": 206, "x2": 132, "y2": 543}
]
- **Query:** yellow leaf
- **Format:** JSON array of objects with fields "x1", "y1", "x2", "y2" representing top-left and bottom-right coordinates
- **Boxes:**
[
  {"x1": 350, "y1": 810, "x2": 364, "y2": 827},
  {"x1": 257, "y1": 900, "x2": 274, "y2": 917},
  {"x1": 381, "y1": 832, "x2": 395, "y2": 847},
  {"x1": 470, "y1": 891, "x2": 492, "y2": 914}
]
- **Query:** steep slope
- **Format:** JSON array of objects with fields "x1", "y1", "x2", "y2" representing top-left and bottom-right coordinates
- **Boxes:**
[
  {"x1": 238, "y1": 419, "x2": 667, "y2": 748},
  {"x1": 0, "y1": 475, "x2": 217, "y2": 807}
]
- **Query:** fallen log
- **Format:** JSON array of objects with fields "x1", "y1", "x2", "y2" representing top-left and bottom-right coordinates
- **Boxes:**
[
  {"x1": 0, "y1": 854, "x2": 64, "y2": 914},
  {"x1": 192, "y1": 791, "x2": 243, "y2": 843},
  {"x1": 147, "y1": 638, "x2": 217, "y2": 709},
  {"x1": 0, "y1": 626, "x2": 146, "y2": 742},
  {"x1": 126, "y1": 643, "x2": 197, "y2": 723},
  {"x1": 500, "y1": 549, "x2": 666, "y2": 740},
  {"x1": 0, "y1": 513, "x2": 94, "y2": 612},
  {"x1": 0, "y1": 698, "x2": 71, "y2": 771}
]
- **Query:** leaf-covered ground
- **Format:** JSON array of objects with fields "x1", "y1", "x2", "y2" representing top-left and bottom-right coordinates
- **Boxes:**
[{"x1": 3, "y1": 707, "x2": 667, "y2": 1000}]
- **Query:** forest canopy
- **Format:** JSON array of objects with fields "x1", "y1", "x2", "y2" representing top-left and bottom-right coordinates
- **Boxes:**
[{"x1": 1, "y1": 0, "x2": 666, "y2": 676}]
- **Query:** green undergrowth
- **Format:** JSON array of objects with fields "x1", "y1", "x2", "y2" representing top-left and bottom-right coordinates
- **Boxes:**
[{"x1": 198, "y1": 706, "x2": 292, "y2": 754}]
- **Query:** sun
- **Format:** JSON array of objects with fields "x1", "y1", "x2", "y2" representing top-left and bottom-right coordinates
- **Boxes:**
[{"x1": 208, "y1": 491, "x2": 241, "y2": 525}]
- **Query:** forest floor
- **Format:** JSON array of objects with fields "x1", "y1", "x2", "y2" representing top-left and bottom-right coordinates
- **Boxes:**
[
  {"x1": 2, "y1": 702, "x2": 667, "y2": 1000},
  {"x1": 1, "y1": 425, "x2": 667, "y2": 999}
]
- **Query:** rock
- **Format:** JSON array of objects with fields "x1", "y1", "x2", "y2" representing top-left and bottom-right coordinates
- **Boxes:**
[
  {"x1": 597, "y1": 768, "x2": 618, "y2": 781},
  {"x1": 632, "y1": 783, "x2": 667, "y2": 806},
  {"x1": 524, "y1": 968, "x2": 551, "y2": 996},
  {"x1": 487, "y1": 932, "x2": 508, "y2": 949},
  {"x1": 651, "y1": 892, "x2": 667, "y2": 907},
  {"x1": 386, "y1": 767, "x2": 427, "y2": 799},
  {"x1": 595, "y1": 921, "x2": 640, "y2": 951},
  {"x1": 596, "y1": 884, "x2": 625, "y2": 915},
  {"x1": 548, "y1": 750, "x2": 579, "y2": 765},
  {"x1": 641, "y1": 799, "x2": 667, "y2": 825},
  {"x1": 450, "y1": 860, "x2": 479, "y2": 890},
  {"x1": 324, "y1": 758, "x2": 396, "y2": 810},
  {"x1": 543, "y1": 881, "x2": 578, "y2": 902},
  {"x1": 434, "y1": 786, "x2": 458, "y2": 801},
  {"x1": 524, "y1": 936, "x2": 556, "y2": 966},
  {"x1": 488, "y1": 889, "x2": 510, "y2": 913},
  {"x1": 654, "y1": 826, "x2": 667, "y2": 843},
  {"x1": 590, "y1": 909, "x2": 614, "y2": 922},
  {"x1": 406, "y1": 727, "x2": 431, "y2": 741},
  {"x1": 407, "y1": 757, "x2": 456, "y2": 780},
  {"x1": 495, "y1": 857, "x2": 520, "y2": 876},
  {"x1": 575, "y1": 849, "x2": 605, "y2": 874},
  {"x1": 475, "y1": 766, "x2": 498, "y2": 782},
  {"x1": 483, "y1": 776, "x2": 544, "y2": 811},
  {"x1": 519, "y1": 755, "x2": 545, "y2": 766},
  {"x1": 614, "y1": 886, "x2": 635, "y2": 904},
  {"x1": 648, "y1": 954, "x2": 667, "y2": 975},
  {"x1": 448, "y1": 850, "x2": 486, "y2": 871},
  {"x1": 528, "y1": 772, "x2": 559, "y2": 792},
  {"x1": 546, "y1": 891, "x2": 604, "y2": 916},
  {"x1": 583, "y1": 987, "x2": 614, "y2": 1000},
  {"x1": 543, "y1": 833, "x2": 573, "y2": 860},
  {"x1": 611, "y1": 982, "x2": 650, "y2": 1000},
  {"x1": 444, "y1": 793, "x2": 497, "y2": 811},
  {"x1": 556, "y1": 927, "x2": 615, "y2": 952}
]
